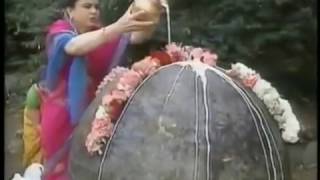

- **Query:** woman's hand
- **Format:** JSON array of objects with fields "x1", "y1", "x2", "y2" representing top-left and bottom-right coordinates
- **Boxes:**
[
  {"x1": 64, "y1": 4, "x2": 156, "y2": 56},
  {"x1": 114, "y1": 5, "x2": 155, "y2": 33}
]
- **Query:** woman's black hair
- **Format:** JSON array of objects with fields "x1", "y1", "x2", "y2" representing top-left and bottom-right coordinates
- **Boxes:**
[
  {"x1": 58, "y1": 0, "x2": 79, "y2": 9},
  {"x1": 48, "y1": 0, "x2": 79, "y2": 22}
]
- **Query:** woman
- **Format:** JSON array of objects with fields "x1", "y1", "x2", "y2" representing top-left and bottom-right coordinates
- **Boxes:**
[{"x1": 40, "y1": 0, "x2": 159, "y2": 179}]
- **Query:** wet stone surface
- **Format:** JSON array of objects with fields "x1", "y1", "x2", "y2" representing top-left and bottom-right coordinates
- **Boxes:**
[{"x1": 5, "y1": 70, "x2": 317, "y2": 180}]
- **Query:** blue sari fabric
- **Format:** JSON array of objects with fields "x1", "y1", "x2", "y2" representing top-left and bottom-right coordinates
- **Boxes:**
[{"x1": 45, "y1": 32, "x2": 129, "y2": 125}]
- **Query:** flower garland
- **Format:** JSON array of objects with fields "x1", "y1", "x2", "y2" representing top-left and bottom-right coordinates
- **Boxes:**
[
  {"x1": 85, "y1": 42, "x2": 300, "y2": 155},
  {"x1": 85, "y1": 43, "x2": 218, "y2": 155},
  {"x1": 226, "y1": 62, "x2": 301, "y2": 143}
]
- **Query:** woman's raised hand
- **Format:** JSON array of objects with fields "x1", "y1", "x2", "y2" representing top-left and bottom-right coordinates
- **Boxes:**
[{"x1": 114, "y1": 5, "x2": 155, "y2": 33}]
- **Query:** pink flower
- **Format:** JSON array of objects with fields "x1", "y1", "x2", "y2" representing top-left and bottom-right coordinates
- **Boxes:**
[
  {"x1": 111, "y1": 89, "x2": 128, "y2": 101},
  {"x1": 150, "y1": 51, "x2": 172, "y2": 65},
  {"x1": 165, "y1": 43, "x2": 187, "y2": 62},
  {"x1": 96, "y1": 67, "x2": 130, "y2": 95},
  {"x1": 85, "y1": 116, "x2": 115, "y2": 155},
  {"x1": 120, "y1": 70, "x2": 143, "y2": 89},
  {"x1": 201, "y1": 51, "x2": 218, "y2": 66},
  {"x1": 132, "y1": 56, "x2": 161, "y2": 77},
  {"x1": 242, "y1": 74, "x2": 261, "y2": 89},
  {"x1": 102, "y1": 94, "x2": 113, "y2": 106}
]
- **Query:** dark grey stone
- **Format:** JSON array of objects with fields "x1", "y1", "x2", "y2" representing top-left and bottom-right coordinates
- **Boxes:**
[{"x1": 69, "y1": 64, "x2": 290, "y2": 180}]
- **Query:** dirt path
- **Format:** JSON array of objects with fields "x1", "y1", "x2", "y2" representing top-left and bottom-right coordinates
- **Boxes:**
[
  {"x1": 5, "y1": 70, "x2": 40, "y2": 179},
  {"x1": 5, "y1": 96, "x2": 24, "y2": 179}
]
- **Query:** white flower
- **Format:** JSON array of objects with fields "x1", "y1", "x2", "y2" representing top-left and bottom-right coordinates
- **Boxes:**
[
  {"x1": 281, "y1": 128, "x2": 300, "y2": 143},
  {"x1": 252, "y1": 79, "x2": 273, "y2": 99},
  {"x1": 263, "y1": 88, "x2": 281, "y2": 114},
  {"x1": 95, "y1": 105, "x2": 107, "y2": 119},
  {"x1": 278, "y1": 98, "x2": 293, "y2": 113},
  {"x1": 274, "y1": 114, "x2": 284, "y2": 128},
  {"x1": 280, "y1": 110, "x2": 300, "y2": 143},
  {"x1": 12, "y1": 163, "x2": 44, "y2": 180},
  {"x1": 229, "y1": 61, "x2": 301, "y2": 144},
  {"x1": 230, "y1": 62, "x2": 256, "y2": 80}
]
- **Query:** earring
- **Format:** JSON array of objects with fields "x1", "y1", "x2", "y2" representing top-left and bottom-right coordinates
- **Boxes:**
[{"x1": 63, "y1": 11, "x2": 70, "y2": 20}]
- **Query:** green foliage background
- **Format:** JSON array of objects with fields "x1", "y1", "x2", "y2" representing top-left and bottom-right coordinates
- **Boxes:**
[{"x1": 5, "y1": 0, "x2": 317, "y2": 95}]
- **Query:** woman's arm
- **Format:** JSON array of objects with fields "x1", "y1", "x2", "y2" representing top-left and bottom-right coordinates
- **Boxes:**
[
  {"x1": 129, "y1": 27, "x2": 156, "y2": 44},
  {"x1": 64, "y1": 23, "x2": 122, "y2": 56},
  {"x1": 65, "y1": 9, "x2": 155, "y2": 56}
]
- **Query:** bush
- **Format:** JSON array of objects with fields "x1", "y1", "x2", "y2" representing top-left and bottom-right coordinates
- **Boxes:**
[
  {"x1": 5, "y1": 0, "x2": 316, "y2": 95},
  {"x1": 5, "y1": 0, "x2": 61, "y2": 70}
]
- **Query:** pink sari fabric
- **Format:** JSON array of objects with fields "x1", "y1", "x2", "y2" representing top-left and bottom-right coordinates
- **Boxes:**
[{"x1": 41, "y1": 20, "x2": 121, "y2": 180}]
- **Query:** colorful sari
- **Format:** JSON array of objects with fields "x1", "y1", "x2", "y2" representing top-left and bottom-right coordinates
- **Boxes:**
[
  {"x1": 22, "y1": 84, "x2": 43, "y2": 167},
  {"x1": 40, "y1": 20, "x2": 129, "y2": 180}
]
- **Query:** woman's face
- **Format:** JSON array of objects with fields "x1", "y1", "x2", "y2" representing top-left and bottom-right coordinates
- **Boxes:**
[{"x1": 68, "y1": 0, "x2": 101, "y2": 32}]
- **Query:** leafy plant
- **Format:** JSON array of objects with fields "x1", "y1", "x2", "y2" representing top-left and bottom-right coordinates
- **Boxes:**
[{"x1": 5, "y1": 0, "x2": 316, "y2": 96}]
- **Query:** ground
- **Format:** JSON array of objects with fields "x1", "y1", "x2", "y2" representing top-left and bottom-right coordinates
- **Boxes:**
[{"x1": 4, "y1": 71, "x2": 317, "y2": 180}]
